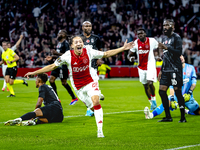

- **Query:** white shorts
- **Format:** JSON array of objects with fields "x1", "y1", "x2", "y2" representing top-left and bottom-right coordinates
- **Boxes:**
[
  {"x1": 2, "y1": 64, "x2": 7, "y2": 76},
  {"x1": 138, "y1": 67, "x2": 157, "y2": 84},
  {"x1": 75, "y1": 81, "x2": 101, "y2": 108},
  {"x1": 99, "y1": 74, "x2": 105, "y2": 79}
]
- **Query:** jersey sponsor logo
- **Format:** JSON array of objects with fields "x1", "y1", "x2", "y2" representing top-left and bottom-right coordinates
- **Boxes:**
[
  {"x1": 73, "y1": 62, "x2": 77, "y2": 65},
  {"x1": 139, "y1": 46, "x2": 142, "y2": 49},
  {"x1": 86, "y1": 39, "x2": 90, "y2": 43},
  {"x1": 91, "y1": 38, "x2": 94, "y2": 43},
  {"x1": 73, "y1": 65, "x2": 89, "y2": 72},
  {"x1": 138, "y1": 50, "x2": 149, "y2": 54}
]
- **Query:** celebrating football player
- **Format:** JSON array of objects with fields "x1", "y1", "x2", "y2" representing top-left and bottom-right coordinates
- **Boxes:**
[
  {"x1": 24, "y1": 36, "x2": 134, "y2": 138},
  {"x1": 127, "y1": 28, "x2": 158, "y2": 110}
]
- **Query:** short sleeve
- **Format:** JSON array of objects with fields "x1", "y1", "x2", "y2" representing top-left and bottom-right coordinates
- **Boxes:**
[
  {"x1": 130, "y1": 40, "x2": 137, "y2": 53},
  {"x1": 39, "y1": 86, "x2": 45, "y2": 99},
  {"x1": 10, "y1": 49, "x2": 16, "y2": 57},
  {"x1": 11, "y1": 45, "x2": 17, "y2": 51},
  {"x1": 86, "y1": 45, "x2": 104, "y2": 59},
  {"x1": 153, "y1": 38, "x2": 158, "y2": 49},
  {"x1": 54, "y1": 51, "x2": 70, "y2": 67}
]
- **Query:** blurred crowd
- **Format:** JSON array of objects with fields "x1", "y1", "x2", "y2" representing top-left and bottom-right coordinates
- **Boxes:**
[{"x1": 0, "y1": 0, "x2": 200, "y2": 69}]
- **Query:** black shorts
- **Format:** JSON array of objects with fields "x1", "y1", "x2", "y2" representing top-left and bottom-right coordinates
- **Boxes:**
[
  {"x1": 40, "y1": 101, "x2": 64, "y2": 123},
  {"x1": 51, "y1": 66, "x2": 68, "y2": 79},
  {"x1": 160, "y1": 71, "x2": 183, "y2": 87},
  {"x1": 5, "y1": 66, "x2": 17, "y2": 79}
]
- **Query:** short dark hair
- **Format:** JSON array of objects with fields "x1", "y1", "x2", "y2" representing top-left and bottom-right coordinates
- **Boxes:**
[
  {"x1": 58, "y1": 29, "x2": 67, "y2": 38},
  {"x1": 69, "y1": 35, "x2": 85, "y2": 47},
  {"x1": 163, "y1": 18, "x2": 174, "y2": 24},
  {"x1": 137, "y1": 28, "x2": 146, "y2": 33},
  {"x1": 37, "y1": 73, "x2": 48, "y2": 83}
]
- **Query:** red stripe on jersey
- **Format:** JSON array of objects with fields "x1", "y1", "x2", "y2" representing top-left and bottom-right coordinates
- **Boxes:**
[
  {"x1": 70, "y1": 48, "x2": 94, "y2": 90},
  {"x1": 137, "y1": 37, "x2": 150, "y2": 70}
]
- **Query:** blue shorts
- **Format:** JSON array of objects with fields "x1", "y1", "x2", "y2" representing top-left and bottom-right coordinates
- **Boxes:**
[{"x1": 169, "y1": 95, "x2": 199, "y2": 113}]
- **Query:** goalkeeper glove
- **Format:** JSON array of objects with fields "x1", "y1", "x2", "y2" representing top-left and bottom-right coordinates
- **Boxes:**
[
  {"x1": 171, "y1": 101, "x2": 178, "y2": 110},
  {"x1": 183, "y1": 90, "x2": 192, "y2": 102}
]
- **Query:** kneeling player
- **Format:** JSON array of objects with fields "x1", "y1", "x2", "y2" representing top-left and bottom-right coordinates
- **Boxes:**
[
  {"x1": 144, "y1": 55, "x2": 200, "y2": 119},
  {"x1": 5, "y1": 73, "x2": 64, "y2": 126}
]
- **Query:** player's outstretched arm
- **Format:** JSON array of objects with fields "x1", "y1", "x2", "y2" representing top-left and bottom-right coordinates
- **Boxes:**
[
  {"x1": 24, "y1": 64, "x2": 58, "y2": 79},
  {"x1": 15, "y1": 35, "x2": 23, "y2": 48},
  {"x1": 103, "y1": 40, "x2": 134, "y2": 58}
]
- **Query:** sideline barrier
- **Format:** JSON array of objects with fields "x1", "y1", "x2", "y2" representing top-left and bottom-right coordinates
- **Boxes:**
[{"x1": 0, "y1": 66, "x2": 161, "y2": 78}]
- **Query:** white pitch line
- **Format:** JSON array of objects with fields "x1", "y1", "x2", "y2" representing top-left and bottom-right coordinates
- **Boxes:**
[
  {"x1": 164, "y1": 144, "x2": 200, "y2": 150},
  {"x1": 64, "y1": 110, "x2": 143, "y2": 118},
  {"x1": 0, "y1": 110, "x2": 143, "y2": 124}
]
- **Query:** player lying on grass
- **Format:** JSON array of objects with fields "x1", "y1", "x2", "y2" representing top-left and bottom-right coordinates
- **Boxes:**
[
  {"x1": 144, "y1": 55, "x2": 200, "y2": 119},
  {"x1": 24, "y1": 36, "x2": 134, "y2": 138},
  {"x1": 5, "y1": 73, "x2": 64, "y2": 126}
]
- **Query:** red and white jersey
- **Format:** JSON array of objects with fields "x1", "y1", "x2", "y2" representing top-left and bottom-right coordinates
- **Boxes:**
[
  {"x1": 54, "y1": 46, "x2": 104, "y2": 90},
  {"x1": 130, "y1": 37, "x2": 158, "y2": 70}
]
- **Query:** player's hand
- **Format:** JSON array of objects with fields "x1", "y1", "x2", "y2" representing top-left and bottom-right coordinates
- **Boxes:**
[
  {"x1": 183, "y1": 93, "x2": 190, "y2": 102},
  {"x1": 7, "y1": 61, "x2": 12, "y2": 64},
  {"x1": 96, "y1": 59, "x2": 102, "y2": 66},
  {"x1": 20, "y1": 35, "x2": 23, "y2": 39},
  {"x1": 170, "y1": 101, "x2": 178, "y2": 110},
  {"x1": 123, "y1": 39, "x2": 135, "y2": 50},
  {"x1": 24, "y1": 72, "x2": 35, "y2": 79},
  {"x1": 45, "y1": 56, "x2": 52, "y2": 61},
  {"x1": 158, "y1": 71, "x2": 162, "y2": 82},
  {"x1": 158, "y1": 43, "x2": 168, "y2": 50}
]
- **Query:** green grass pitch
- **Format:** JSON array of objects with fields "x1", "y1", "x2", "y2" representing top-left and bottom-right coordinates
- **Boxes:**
[{"x1": 0, "y1": 78, "x2": 200, "y2": 150}]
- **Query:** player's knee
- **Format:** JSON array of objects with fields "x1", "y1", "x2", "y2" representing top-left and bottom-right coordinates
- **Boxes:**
[{"x1": 91, "y1": 95, "x2": 100, "y2": 106}]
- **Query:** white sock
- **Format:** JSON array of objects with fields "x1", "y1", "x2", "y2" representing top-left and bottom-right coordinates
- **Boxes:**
[
  {"x1": 94, "y1": 104, "x2": 103, "y2": 132},
  {"x1": 3, "y1": 79, "x2": 6, "y2": 88},
  {"x1": 87, "y1": 108, "x2": 90, "y2": 111}
]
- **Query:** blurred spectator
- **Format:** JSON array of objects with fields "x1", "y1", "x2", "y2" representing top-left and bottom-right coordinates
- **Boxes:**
[
  {"x1": 0, "y1": 0, "x2": 199, "y2": 68},
  {"x1": 32, "y1": 5, "x2": 41, "y2": 18}
]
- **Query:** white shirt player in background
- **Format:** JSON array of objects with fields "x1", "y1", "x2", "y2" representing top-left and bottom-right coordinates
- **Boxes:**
[
  {"x1": 127, "y1": 28, "x2": 158, "y2": 111},
  {"x1": 0, "y1": 35, "x2": 23, "y2": 91},
  {"x1": 24, "y1": 36, "x2": 134, "y2": 138}
]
